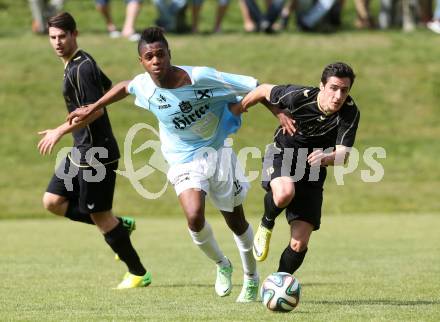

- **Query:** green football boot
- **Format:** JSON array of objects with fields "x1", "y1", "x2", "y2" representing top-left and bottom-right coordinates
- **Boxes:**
[{"x1": 115, "y1": 271, "x2": 152, "y2": 290}]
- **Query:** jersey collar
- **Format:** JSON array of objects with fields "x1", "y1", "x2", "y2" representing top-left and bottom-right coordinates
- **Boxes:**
[{"x1": 63, "y1": 48, "x2": 81, "y2": 69}]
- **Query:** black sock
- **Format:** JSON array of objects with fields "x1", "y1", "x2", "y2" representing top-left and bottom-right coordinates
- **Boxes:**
[
  {"x1": 104, "y1": 221, "x2": 146, "y2": 276},
  {"x1": 65, "y1": 200, "x2": 94, "y2": 225},
  {"x1": 277, "y1": 246, "x2": 308, "y2": 274},
  {"x1": 261, "y1": 191, "x2": 284, "y2": 229}
]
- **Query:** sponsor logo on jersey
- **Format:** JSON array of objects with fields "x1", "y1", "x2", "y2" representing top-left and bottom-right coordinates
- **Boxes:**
[
  {"x1": 158, "y1": 104, "x2": 171, "y2": 109},
  {"x1": 233, "y1": 180, "x2": 243, "y2": 196},
  {"x1": 173, "y1": 104, "x2": 210, "y2": 130},
  {"x1": 175, "y1": 172, "x2": 191, "y2": 185},
  {"x1": 157, "y1": 94, "x2": 167, "y2": 103}
]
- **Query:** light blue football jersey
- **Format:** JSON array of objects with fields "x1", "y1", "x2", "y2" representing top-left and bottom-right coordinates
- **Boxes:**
[{"x1": 127, "y1": 66, "x2": 258, "y2": 165}]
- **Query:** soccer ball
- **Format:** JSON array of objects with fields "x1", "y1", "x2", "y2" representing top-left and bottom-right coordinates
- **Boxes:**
[{"x1": 261, "y1": 272, "x2": 301, "y2": 312}]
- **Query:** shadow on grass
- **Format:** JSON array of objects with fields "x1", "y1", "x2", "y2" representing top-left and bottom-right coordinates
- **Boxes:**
[
  {"x1": 151, "y1": 283, "x2": 231, "y2": 288},
  {"x1": 305, "y1": 299, "x2": 439, "y2": 306},
  {"x1": 151, "y1": 282, "x2": 342, "y2": 288},
  {"x1": 301, "y1": 282, "x2": 342, "y2": 287}
]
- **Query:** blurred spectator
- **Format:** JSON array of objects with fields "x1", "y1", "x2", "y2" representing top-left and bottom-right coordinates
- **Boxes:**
[
  {"x1": 153, "y1": 0, "x2": 189, "y2": 32},
  {"x1": 296, "y1": 0, "x2": 343, "y2": 32},
  {"x1": 29, "y1": 0, "x2": 64, "y2": 34},
  {"x1": 378, "y1": 0, "x2": 396, "y2": 28},
  {"x1": 418, "y1": 0, "x2": 433, "y2": 24},
  {"x1": 191, "y1": 0, "x2": 229, "y2": 33},
  {"x1": 402, "y1": 0, "x2": 417, "y2": 31},
  {"x1": 354, "y1": 0, "x2": 375, "y2": 28},
  {"x1": 238, "y1": 0, "x2": 285, "y2": 33},
  {"x1": 95, "y1": 0, "x2": 142, "y2": 41},
  {"x1": 427, "y1": 0, "x2": 440, "y2": 33},
  {"x1": 238, "y1": 0, "x2": 257, "y2": 31},
  {"x1": 378, "y1": 0, "x2": 418, "y2": 31},
  {"x1": 277, "y1": 0, "x2": 295, "y2": 30}
]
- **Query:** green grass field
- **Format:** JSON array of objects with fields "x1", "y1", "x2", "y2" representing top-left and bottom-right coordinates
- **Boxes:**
[
  {"x1": 1, "y1": 0, "x2": 440, "y2": 320},
  {"x1": 1, "y1": 215, "x2": 439, "y2": 321}
]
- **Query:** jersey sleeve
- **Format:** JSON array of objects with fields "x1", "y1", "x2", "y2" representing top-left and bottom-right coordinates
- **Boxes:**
[
  {"x1": 100, "y1": 69, "x2": 112, "y2": 92},
  {"x1": 269, "y1": 84, "x2": 308, "y2": 109},
  {"x1": 336, "y1": 98, "x2": 360, "y2": 147},
  {"x1": 192, "y1": 66, "x2": 258, "y2": 96},
  {"x1": 127, "y1": 74, "x2": 152, "y2": 110}
]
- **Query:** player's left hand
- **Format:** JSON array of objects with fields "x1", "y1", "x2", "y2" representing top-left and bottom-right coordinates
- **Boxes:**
[
  {"x1": 307, "y1": 149, "x2": 327, "y2": 167},
  {"x1": 37, "y1": 129, "x2": 62, "y2": 155}
]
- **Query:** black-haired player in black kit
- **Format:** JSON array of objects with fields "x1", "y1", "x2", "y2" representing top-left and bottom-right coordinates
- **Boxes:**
[
  {"x1": 239, "y1": 62, "x2": 360, "y2": 275},
  {"x1": 37, "y1": 12, "x2": 150, "y2": 289}
]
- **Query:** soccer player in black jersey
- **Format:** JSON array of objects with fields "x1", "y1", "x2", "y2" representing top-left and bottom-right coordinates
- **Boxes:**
[
  {"x1": 240, "y1": 62, "x2": 360, "y2": 275},
  {"x1": 37, "y1": 12, "x2": 150, "y2": 289}
]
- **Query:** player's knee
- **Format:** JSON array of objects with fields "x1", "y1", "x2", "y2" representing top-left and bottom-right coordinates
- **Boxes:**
[
  {"x1": 185, "y1": 210, "x2": 205, "y2": 232},
  {"x1": 227, "y1": 218, "x2": 248, "y2": 236},
  {"x1": 290, "y1": 239, "x2": 308, "y2": 252},
  {"x1": 273, "y1": 189, "x2": 294, "y2": 208},
  {"x1": 42, "y1": 193, "x2": 63, "y2": 214}
]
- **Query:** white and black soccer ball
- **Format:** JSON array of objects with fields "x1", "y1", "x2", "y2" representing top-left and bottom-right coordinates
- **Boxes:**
[{"x1": 261, "y1": 272, "x2": 301, "y2": 312}]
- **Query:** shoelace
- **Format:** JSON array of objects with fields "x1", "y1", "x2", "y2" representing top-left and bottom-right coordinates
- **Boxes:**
[
  {"x1": 243, "y1": 281, "x2": 258, "y2": 299},
  {"x1": 219, "y1": 266, "x2": 232, "y2": 282}
]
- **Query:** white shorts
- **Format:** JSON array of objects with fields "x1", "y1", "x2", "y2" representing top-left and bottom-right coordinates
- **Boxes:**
[{"x1": 167, "y1": 147, "x2": 250, "y2": 212}]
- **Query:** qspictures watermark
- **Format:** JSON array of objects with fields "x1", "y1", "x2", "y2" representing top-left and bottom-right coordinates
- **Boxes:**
[{"x1": 54, "y1": 123, "x2": 386, "y2": 199}]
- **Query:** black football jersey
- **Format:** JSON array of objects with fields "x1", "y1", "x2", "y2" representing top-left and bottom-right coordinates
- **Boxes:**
[
  {"x1": 63, "y1": 50, "x2": 119, "y2": 165},
  {"x1": 269, "y1": 84, "x2": 360, "y2": 150}
]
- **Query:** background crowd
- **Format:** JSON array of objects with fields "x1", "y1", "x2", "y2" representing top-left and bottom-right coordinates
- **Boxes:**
[{"x1": 29, "y1": 0, "x2": 440, "y2": 38}]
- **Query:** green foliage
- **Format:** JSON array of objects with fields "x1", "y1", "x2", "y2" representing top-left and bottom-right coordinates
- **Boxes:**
[
  {"x1": 1, "y1": 215, "x2": 439, "y2": 321},
  {"x1": 0, "y1": 1, "x2": 440, "y2": 218}
]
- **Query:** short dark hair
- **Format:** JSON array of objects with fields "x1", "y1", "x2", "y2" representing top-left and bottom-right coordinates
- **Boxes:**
[
  {"x1": 138, "y1": 27, "x2": 169, "y2": 55},
  {"x1": 47, "y1": 12, "x2": 76, "y2": 33},
  {"x1": 321, "y1": 62, "x2": 356, "y2": 88}
]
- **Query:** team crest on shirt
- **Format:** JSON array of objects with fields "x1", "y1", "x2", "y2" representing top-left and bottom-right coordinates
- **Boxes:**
[
  {"x1": 179, "y1": 100, "x2": 193, "y2": 113},
  {"x1": 195, "y1": 89, "x2": 213, "y2": 100}
]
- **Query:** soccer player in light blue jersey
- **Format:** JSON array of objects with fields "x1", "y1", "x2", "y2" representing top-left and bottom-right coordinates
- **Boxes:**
[{"x1": 67, "y1": 27, "x2": 259, "y2": 302}]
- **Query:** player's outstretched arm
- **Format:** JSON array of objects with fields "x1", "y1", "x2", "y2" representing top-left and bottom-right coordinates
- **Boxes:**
[
  {"x1": 241, "y1": 84, "x2": 275, "y2": 111},
  {"x1": 38, "y1": 109, "x2": 104, "y2": 155},
  {"x1": 228, "y1": 84, "x2": 274, "y2": 116},
  {"x1": 241, "y1": 84, "x2": 296, "y2": 136},
  {"x1": 66, "y1": 80, "x2": 131, "y2": 125}
]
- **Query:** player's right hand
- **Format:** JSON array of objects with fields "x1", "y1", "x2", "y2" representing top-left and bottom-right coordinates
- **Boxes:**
[
  {"x1": 277, "y1": 110, "x2": 296, "y2": 136},
  {"x1": 37, "y1": 128, "x2": 62, "y2": 155}
]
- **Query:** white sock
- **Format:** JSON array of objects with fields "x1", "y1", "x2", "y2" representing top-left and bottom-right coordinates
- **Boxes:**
[
  {"x1": 188, "y1": 221, "x2": 228, "y2": 266},
  {"x1": 233, "y1": 224, "x2": 258, "y2": 280}
]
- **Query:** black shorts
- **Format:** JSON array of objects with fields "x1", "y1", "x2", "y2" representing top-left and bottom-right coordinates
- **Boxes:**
[
  {"x1": 46, "y1": 156, "x2": 118, "y2": 213},
  {"x1": 261, "y1": 143, "x2": 326, "y2": 230}
]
